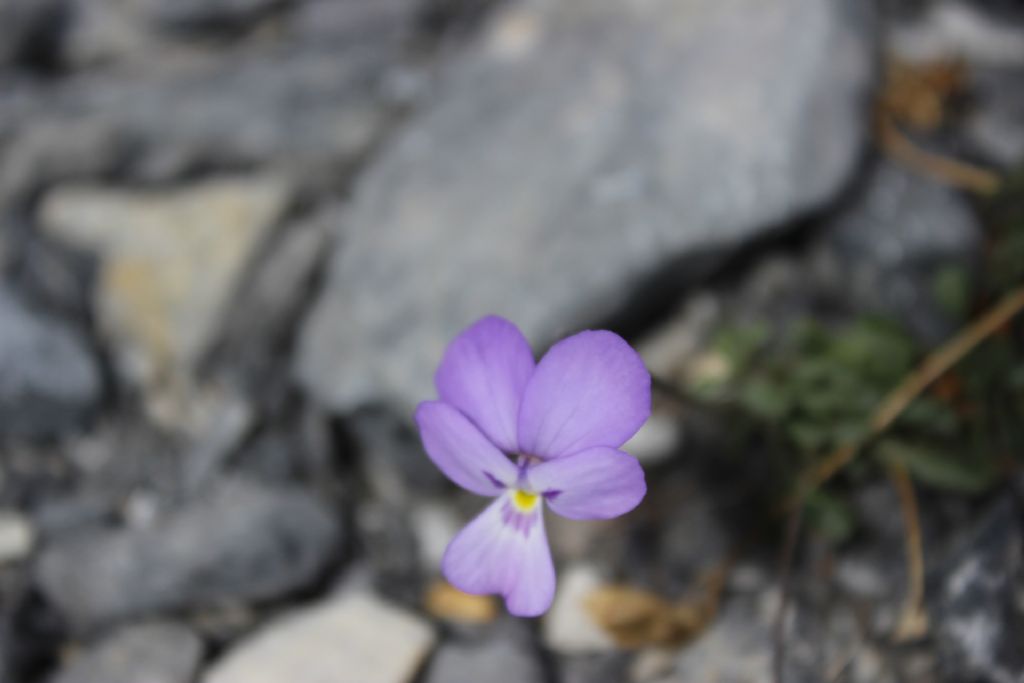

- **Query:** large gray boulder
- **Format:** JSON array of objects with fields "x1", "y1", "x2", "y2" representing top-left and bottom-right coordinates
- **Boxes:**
[
  {"x1": 296, "y1": 0, "x2": 877, "y2": 412},
  {"x1": 0, "y1": 0, "x2": 427, "y2": 204}
]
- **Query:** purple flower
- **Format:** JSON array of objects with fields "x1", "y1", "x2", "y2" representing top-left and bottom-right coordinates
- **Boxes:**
[{"x1": 415, "y1": 316, "x2": 650, "y2": 617}]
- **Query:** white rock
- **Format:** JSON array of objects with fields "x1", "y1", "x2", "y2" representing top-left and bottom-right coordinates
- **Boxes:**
[
  {"x1": 622, "y1": 412, "x2": 683, "y2": 466},
  {"x1": 0, "y1": 511, "x2": 35, "y2": 564},
  {"x1": 205, "y1": 591, "x2": 436, "y2": 683},
  {"x1": 889, "y1": 2, "x2": 1024, "y2": 66},
  {"x1": 638, "y1": 294, "x2": 723, "y2": 381},
  {"x1": 411, "y1": 502, "x2": 461, "y2": 568},
  {"x1": 542, "y1": 565, "x2": 616, "y2": 654},
  {"x1": 40, "y1": 176, "x2": 291, "y2": 409}
]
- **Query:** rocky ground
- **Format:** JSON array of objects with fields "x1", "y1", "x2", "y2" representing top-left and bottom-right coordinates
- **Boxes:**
[{"x1": 1, "y1": 0, "x2": 1023, "y2": 682}]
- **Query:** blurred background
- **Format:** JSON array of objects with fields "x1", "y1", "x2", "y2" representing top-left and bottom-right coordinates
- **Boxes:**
[{"x1": 1, "y1": 0, "x2": 1023, "y2": 681}]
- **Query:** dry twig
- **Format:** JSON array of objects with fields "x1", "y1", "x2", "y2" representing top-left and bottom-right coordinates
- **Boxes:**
[{"x1": 878, "y1": 114, "x2": 1001, "y2": 195}]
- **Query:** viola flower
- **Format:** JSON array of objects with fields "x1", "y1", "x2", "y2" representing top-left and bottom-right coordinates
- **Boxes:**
[{"x1": 415, "y1": 315, "x2": 650, "y2": 616}]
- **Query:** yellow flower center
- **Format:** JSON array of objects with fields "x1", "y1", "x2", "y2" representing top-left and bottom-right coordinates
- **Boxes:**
[{"x1": 511, "y1": 489, "x2": 539, "y2": 512}]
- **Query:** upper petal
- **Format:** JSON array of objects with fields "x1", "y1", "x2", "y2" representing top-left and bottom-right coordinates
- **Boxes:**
[
  {"x1": 435, "y1": 316, "x2": 536, "y2": 454},
  {"x1": 441, "y1": 494, "x2": 556, "y2": 617},
  {"x1": 415, "y1": 401, "x2": 517, "y2": 496},
  {"x1": 528, "y1": 447, "x2": 646, "y2": 520},
  {"x1": 517, "y1": 330, "x2": 651, "y2": 458}
]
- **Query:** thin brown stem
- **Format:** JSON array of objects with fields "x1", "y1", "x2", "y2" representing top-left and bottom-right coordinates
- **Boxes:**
[{"x1": 887, "y1": 462, "x2": 930, "y2": 641}]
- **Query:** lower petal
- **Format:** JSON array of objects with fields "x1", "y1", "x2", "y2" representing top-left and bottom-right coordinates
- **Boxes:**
[{"x1": 441, "y1": 494, "x2": 556, "y2": 617}]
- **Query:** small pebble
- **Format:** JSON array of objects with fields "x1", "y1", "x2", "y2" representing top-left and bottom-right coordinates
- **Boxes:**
[{"x1": 0, "y1": 511, "x2": 35, "y2": 564}]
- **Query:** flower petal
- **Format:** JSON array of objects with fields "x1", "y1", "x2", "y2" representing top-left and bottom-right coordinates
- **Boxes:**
[
  {"x1": 528, "y1": 447, "x2": 646, "y2": 519},
  {"x1": 441, "y1": 494, "x2": 556, "y2": 617},
  {"x1": 435, "y1": 316, "x2": 536, "y2": 454},
  {"x1": 517, "y1": 330, "x2": 651, "y2": 458},
  {"x1": 415, "y1": 401, "x2": 517, "y2": 496}
]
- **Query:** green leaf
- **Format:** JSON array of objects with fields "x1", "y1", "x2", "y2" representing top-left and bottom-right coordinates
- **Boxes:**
[
  {"x1": 932, "y1": 266, "x2": 972, "y2": 318},
  {"x1": 897, "y1": 397, "x2": 961, "y2": 436},
  {"x1": 804, "y1": 491, "x2": 856, "y2": 544},
  {"x1": 737, "y1": 377, "x2": 792, "y2": 421},
  {"x1": 876, "y1": 439, "x2": 999, "y2": 494},
  {"x1": 713, "y1": 324, "x2": 769, "y2": 369},
  {"x1": 829, "y1": 318, "x2": 916, "y2": 384},
  {"x1": 787, "y1": 319, "x2": 830, "y2": 354},
  {"x1": 788, "y1": 420, "x2": 833, "y2": 452}
]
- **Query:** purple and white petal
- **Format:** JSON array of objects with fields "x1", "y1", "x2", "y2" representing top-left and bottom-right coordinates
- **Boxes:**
[
  {"x1": 528, "y1": 447, "x2": 646, "y2": 520},
  {"x1": 415, "y1": 401, "x2": 517, "y2": 496},
  {"x1": 435, "y1": 316, "x2": 536, "y2": 454},
  {"x1": 441, "y1": 495, "x2": 556, "y2": 617},
  {"x1": 503, "y1": 513, "x2": 556, "y2": 617},
  {"x1": 517, "y1": 330, "x2": 651, "y2": 459}
]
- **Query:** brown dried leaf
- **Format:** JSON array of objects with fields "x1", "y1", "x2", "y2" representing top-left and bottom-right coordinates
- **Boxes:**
[
  {"x1": 584, "y1": 566, "x2": 728, "y2": 649},
  {"x1": 424, "y1": 579, "x2": 498, "y2": 624},
  {"x1": 880, "y1": 58, "x2": 967, "y2": 131}
]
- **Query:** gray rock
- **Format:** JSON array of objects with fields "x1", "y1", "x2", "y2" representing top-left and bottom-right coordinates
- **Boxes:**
[
  {"x1": 37, "y1": 414, "x2": 186, "y2": 527},
  {"x1": 347, "y1": 407, "x2": 449, "y2": 502},
  {"x1": 231, "y1": 422, "x2": 313, "y2": 486},
  {"x1": 59, "y1": 0, "x2": 161, "y2": 69},
  {"x1": 0, "y1": 119, "x2": 131, "y2": 210},
  {"x1": 288, "y1": 0, "x2": 420, "y2": 48},
  {"x1": 2, "y1": 31, "x2": 421, "y2": 204},
  {"x1": 37, "y1": 477, "x2": 339, "y2": 630},
  {"x1": 204, "y1": 591, "x2": 435, "y2": 683},
  {"x1": 296, "y1": 0, "x2": 876, "y2": 412},
  {"x1": 653, "y1": 474, "x2": 731, "y2": 584},
  {"x1": 139, "y1": 0, "x2": 289, "y2": 32},
  {"x1": 424, "y1": 627, "x2": 544, "y2": 683},
  {"x1": 181, "y1": 391, "x2": 255, "y2": 493},
  {"x1": 0, "y1": 286, "x2": 101, "y2": 439},
  {"x1": 0, "y1": 0, "x2": 64, "y2": 68},
  {"x1": 356, "y1": 502, "x2": 423, "y2": 606},
  {"x1": 663, "y1": 595, "x2": 819, "y2": 683},
  {"x1": 967, "y1": 66, "x2": 1024, "y2": 168},
  {"x1": 933, "y1": 497, "x2": 1024, "y2": 683},
  {"x1": 820, "y1": 160, "x2": 982, "y2": 342},
  {"x1": 50, "y1": 622, "x2": 202, "y2": 683},
  {"x1": 210, "y1": 204, "x2": 333, "y2": 390},
  {"x1": 559, "y1": 654, "x2": 631, "y2": 683},
  {"x1": 31, "y1": 491, "x2": 119, "y2": 540}
]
